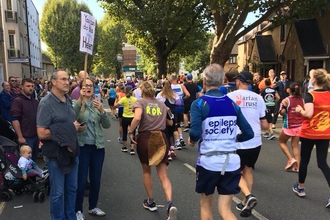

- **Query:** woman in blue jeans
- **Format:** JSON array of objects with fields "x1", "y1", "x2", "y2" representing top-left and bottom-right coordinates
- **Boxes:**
[{"x1": 72, "y1": 78, "x2": 111, "y2": 220}]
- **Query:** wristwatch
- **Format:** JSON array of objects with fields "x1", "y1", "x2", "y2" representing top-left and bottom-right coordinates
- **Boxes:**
[{"x1": 128, "y1": 130, "x2": 133, "y2": 134}]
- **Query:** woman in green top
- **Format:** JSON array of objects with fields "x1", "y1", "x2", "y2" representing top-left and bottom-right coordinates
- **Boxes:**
[
  {"x1": 72, "y1": 78, "x2": 111, "y2": 219},
  {"x1": 115, "y1": 86, "x2": 137, "y2": 154}
]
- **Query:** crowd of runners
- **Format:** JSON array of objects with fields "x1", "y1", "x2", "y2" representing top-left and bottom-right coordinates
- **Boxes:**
[{"x1": 0, "y1": 65, "x2": 330, "y2": 220}]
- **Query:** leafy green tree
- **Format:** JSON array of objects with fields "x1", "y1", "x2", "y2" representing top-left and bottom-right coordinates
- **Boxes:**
[
  {"x1": 206, "y1": 0, "x2": 330, "y2": 65},
  {"x1": 40, "y1": 0, "x2": 96, "y2": 75},
  {"x1": 183, "y1": 32, "x2": 214, "y2": 73},
  {"x1": 93, "y1": 14, "x2": 125, "y2": 78},
  {"x1": 100, "y1": 0, "x2": 209, "y2": 78}
]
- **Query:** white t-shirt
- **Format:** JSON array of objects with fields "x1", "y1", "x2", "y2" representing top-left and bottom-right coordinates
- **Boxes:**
[{"x1": 227, "y1": 90, "x2": 266, "y2": 149}]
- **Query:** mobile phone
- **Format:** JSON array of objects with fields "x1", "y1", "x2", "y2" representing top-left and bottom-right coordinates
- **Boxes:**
[{"x1": 79, "y1": 122, "x2": 86, "y2": 126}]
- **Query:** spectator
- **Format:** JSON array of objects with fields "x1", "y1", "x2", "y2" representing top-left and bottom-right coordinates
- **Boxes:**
[
  {"x1": 73, "y1": 78, "x2": 111, "y2": 219},
  {"x1": 188, "y1": 64, "x2": 254, "y2": 220},
  {"x1": 293, "y1": 68, "x2": 330, "y2": 206},
  {"x1": 252, "y1": 72, "x2": 262, "y2": 94},
  {"x1": 37, "y1": 69, "x2": 82, "y2": 219},
  {"x1": 71, "y1": 70, "x2": 89, "y2": 100},
  {"x1": 272, "y1": 71, "x2": 291, "y2": 129},
  {"x1": 0, "y1": 81, "x2": 15, "y2": 122},
  {"x1": 9, "y1": 76, "x2": 20, "y2": 95},
  {"x1": 128, "y1": 80, "x2": 178, "y2": 220},
  {"x1": 10, "y1": 78, "x2": 39, "y2": 160}
]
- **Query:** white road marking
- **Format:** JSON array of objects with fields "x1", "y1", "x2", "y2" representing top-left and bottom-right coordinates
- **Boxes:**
[{"x1": 183, "y1": 163, "x2": 269, "y2": 220}]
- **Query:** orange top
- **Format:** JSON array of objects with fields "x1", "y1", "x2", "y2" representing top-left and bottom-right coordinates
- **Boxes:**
[
  {"x1": 258, "y1": 78, "x2": 275, "y2": 91},
  {"x1": 300, "y1": 91, "x2": 330, "y2": 139}
]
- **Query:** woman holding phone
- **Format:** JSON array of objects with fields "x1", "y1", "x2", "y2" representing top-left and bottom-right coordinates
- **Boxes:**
[{"x1": 72, "y1": 78, "x2": 111, "y2": 219}]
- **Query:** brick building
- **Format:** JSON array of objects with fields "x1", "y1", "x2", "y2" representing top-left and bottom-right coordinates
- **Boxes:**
[{"x1": 237, "y1": 10, "x2": 330, "y2": 81}]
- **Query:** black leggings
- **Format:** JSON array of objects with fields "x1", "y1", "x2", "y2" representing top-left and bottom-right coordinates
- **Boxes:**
[
  {"x1": 122, "y1": 117, "x2": 134, "y2": 142},
  {"x1": 299, "y1": 137, "x2": 330, "y2": 186}
]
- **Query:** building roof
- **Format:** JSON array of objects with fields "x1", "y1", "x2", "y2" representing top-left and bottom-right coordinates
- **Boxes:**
[
  {"x1": 255, "y1": 35, "x2": 277, "y2": 63},
  {"x1": 294, "y1": 19, "x2": 326, "y2": 56}
]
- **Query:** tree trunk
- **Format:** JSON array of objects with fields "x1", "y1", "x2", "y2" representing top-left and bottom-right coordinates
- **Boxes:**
[
  {"x1": 155, "y1": 39, "x2": 168, "y2": 79},
  {"x1": 210, "y1": 35, "x2": 235, "y2": 68},
  {"x1": 157, "y1": 55, "x2": 168, "y2": 79}
]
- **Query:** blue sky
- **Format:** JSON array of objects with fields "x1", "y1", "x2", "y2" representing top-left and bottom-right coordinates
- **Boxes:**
[{"x1": 36, "y1": 0, "x2": 105, "y2": 22}]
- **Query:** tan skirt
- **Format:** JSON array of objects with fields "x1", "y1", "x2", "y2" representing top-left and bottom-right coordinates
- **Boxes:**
[{"x1": 136, "y1": 130, "x2": 169, "y2": 166}]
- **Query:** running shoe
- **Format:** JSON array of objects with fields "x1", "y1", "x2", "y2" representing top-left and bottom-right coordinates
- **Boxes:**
[
  {"x1": 285, "y1": 158, "x2": 297, "y2": 170},
  {"x1": 326, "y1": 198, "x2": 330, "y2": 208},
  {"x1": 293, "y1": 182, "x2": 306, "y2": 197},
  {"x1": 121, "y1": 147, "x2": 128, "y2": 152},
  {"x1": 236, "y1": 202, "x2": 244, "y2": 212},
  {"x1": 168, "y1": 155, "x2": 173, "y2": 161},
  {"x1": 88, "y1": 207, "x2": 106, "y2": 216},
  {"x1": 183, "y1": 127, "x2": 189, "y2": 132},
  {"x1": 180, "y1": 138, "x2": 186, "y2": 147},
  {"x1": 143, "y1": 199, "x2": 157, "y2": 212},
  {"x1": 76, "y1": 211, "x2": 85, "y2": 220},
  {"x1": 268, "y1": 133, "x2": 275, "y2": 140},
  {"x1": 175, "y1": 142, "x2": 182, "y2": 150},
  {"x1": 242, "y1": 194, "x2": 257, "y2": 212},
  {"x1": 170, "y1": 150, "x2": 176, "y2": 157},
  {"x1": 167, "y1": 203, "x2": 178, "y2": 220},
  {"x1": 263, "y1": 133, "x2": 269, "y2": 138},
  {"x1": 130, "y1": 149, "x2": 135, "y2": 155}
]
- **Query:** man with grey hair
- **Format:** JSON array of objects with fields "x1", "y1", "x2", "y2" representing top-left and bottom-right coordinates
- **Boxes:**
[
  {"x1": 37, "y1": 69, "x2": 84, "y2": 219},
  {"x1": 188, "y1": 64, "x2": 254, "y2": 219}
]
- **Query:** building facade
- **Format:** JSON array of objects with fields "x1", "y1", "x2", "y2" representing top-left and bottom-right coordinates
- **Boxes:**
[
  {"x1": 238, "y1": 11, "x2": 330, "y2": 82},
  {"x1": 1, "y1": 0, "x2": 42, "y2": 81}
]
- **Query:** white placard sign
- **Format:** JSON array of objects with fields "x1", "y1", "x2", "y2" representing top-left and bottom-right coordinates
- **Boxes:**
[{"x1": 79, "y1": 11, "x2": 96, "y2": 55}]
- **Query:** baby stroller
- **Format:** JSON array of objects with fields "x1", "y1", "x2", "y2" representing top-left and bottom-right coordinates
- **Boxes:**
[{"x1": 0, "y1": 135, "x2": 49, "y2": 202}]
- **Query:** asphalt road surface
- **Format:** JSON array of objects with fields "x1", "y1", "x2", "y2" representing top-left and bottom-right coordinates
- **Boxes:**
[{"x1": 1, "y1": 103, "x2": 330, "y2": 220}]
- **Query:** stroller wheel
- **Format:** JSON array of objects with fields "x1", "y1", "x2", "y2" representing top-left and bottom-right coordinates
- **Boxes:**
[
  {"x1": 32, "y1": 191, "x2": 38, "y2": 202},
  {"x1": 38, "y1": 192, "x2": 45, "y2": 203},
  {"x1": 0, "y1": 191, "x2": 12, "y2": 201}
]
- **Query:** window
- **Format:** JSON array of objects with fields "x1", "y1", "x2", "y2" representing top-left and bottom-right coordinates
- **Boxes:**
[
  {"x1": 6, "y1": 0, "x2": 12, "y2": 10},
  {"x1": 280, "y1": 25, "x2": 285, "y2": 42},
  {"x1": 20, "y1": 35, "x2": 24, "y2": 55},
  {"x1": 17, "y1": 0, "x2": 21, "y2": 19},
  {"x1": 9, "y1": 34, "x2": 16, "y2": 57},
  {"x1": 229, "y1": 56, "x2": 237, "y2": 64}
]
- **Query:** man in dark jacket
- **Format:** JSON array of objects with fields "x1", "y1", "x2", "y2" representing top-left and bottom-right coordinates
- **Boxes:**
[
  {"x1": 0, "y1": 81, "x2": 15, "y2": 122},
  {"x1": 10, "y1": 78, "x2": 39, "y2": 159},
  {"x1": 272, "y1": 71, "x2": 290, "y2": 128}
]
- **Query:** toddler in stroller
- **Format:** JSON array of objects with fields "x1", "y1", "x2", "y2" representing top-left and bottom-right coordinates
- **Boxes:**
[
  {"x1": 0, "y1": 136, "x2": 49, "y2": 202},
  {"x1": 18, "y1": 145, "x2": 48, "y2": 180}
]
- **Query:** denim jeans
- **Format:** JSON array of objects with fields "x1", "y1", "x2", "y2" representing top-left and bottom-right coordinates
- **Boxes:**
[
  {"x1": 25, "y1": 135, "x2": 39, "y2": 161},
  {"x1": 75, "y1": 144, "x2": 105, "y2": 212},
  {"x1": 46, "y1": 156, "x2": 79, "y2": 220}
]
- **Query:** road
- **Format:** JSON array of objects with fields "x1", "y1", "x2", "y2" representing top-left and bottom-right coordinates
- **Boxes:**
[{"x1": 1, "y1": 104, "x2": 330, "y2": 220}]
